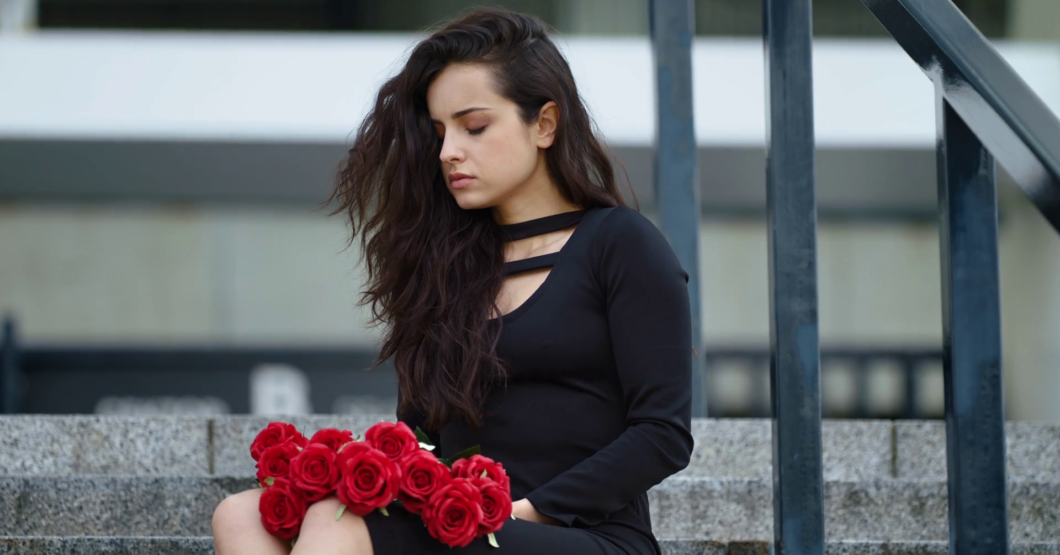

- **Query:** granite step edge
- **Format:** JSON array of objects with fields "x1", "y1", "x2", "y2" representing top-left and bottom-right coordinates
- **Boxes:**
[
  {"x1": 5, "y1": 416, "x2": 1058, "y2": 483},
  {"x1": 0, "y1": 537, "x2": 1058, "y2": 555},
  {"x1": 2, "y1": 477, "x2": 1057, "y2": 541}
]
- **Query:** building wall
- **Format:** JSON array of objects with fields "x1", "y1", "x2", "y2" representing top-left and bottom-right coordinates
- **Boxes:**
[
  {"x1": 4, "y1": 199, "x2": 1058, "y2": 420},
  {"x1": 1008, "y1": 0, "x2": 1060, "y2": 41},
  {"x1": 0, "y1": 204, "x2": 381, "y2": 346},
  {"x1": 997, "y1": 192, "x2": 1060, "y2": 423}
]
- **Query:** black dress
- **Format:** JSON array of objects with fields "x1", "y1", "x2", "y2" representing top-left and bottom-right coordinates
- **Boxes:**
[{"x1": 362, "y1": 205, "x2": 694, "y2": 555}]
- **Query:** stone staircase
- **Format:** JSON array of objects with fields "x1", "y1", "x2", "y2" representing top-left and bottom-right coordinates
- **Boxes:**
[{"x1": 1, "y1": 415, "x2": 1058, "y2": 554}]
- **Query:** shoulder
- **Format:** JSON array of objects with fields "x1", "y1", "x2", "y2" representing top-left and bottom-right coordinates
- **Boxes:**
[
  {"x1": 592, "y1": 205, "x2": 672, "y2": 256},
  {"x1": 589, "y1": 205, "x2": 688, "y2": 283},
  {"x1": 598, "y1": 203, "x2": 658, "y2": 235}
]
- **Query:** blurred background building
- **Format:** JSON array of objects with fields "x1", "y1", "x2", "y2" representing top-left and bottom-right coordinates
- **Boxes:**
[{"x1": 1, "y1": 0, "x2": 1059, "y2": 421}]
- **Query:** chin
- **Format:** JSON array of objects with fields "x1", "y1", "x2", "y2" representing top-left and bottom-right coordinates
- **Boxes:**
[{"x1": 452, "y1": 193, "x2": 493, "y2": 211}]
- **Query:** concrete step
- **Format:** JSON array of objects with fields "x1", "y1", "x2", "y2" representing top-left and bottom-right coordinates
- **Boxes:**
[
  {"x1": 0, "y1": 537, "x2": 1058, "y2": 555},
  {"x1": 1, "y1": 476, "x2": 1057, "y2": 542},
  {"x1": 650, "y1": 478, "x2": 1060, "y2": 542},
  {"x1": 212, "y1": 417, "x2": 900, "y2": 480},
  {"x1": 0, "y1": 537, "x2": 213, "y2": 555},
  {"x1": 3, "y1": 415, "x2": 1058, "y2": 482}
]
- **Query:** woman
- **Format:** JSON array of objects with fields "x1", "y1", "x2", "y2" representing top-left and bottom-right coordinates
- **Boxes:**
[{"x1": 212, "y1": 7, "x2": 693, "y2": 555}]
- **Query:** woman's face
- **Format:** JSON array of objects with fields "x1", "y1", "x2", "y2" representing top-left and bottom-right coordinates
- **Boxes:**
[{"x1": 427, "y1": 63, "x2": 555, "y2": 210}]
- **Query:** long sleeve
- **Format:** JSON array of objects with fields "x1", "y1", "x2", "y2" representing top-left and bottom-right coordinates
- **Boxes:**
[{"x1": 524, "y1": 206, "x2": 695, "y2": 527}]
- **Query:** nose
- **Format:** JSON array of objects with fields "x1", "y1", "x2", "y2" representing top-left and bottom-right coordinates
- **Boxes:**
[{"x1": 439, "y1": 133, "x2": 464, "y2": 165}]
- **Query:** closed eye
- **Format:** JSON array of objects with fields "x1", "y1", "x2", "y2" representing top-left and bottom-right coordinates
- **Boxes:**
[{"x1": 468, "y1": 126, "x2": 487, "y2": 136}]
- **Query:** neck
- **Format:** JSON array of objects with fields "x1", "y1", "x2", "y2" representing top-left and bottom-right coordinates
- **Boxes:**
[{"x1": 491, "y1": 159, "x2": 580, "y2": 226}]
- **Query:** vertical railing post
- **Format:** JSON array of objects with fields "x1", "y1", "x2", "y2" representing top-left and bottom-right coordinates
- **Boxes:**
[
  {"x1": 763, "y1": 0, "x2": 825, "y2": 552},
  {"x1": 854, "y1": 358, "x2": 870, "y2": 418},
  {"x1": 903, "y1": 358, "x2": 918, "y2": 419},
  {"x1": 649, "y1": 0, "x2": 706, "y2": 417},
  {"x1": 936, "y1": 94, "x2": 1010, "y2": 555},
  {"x1": 1, "y1": 315, "x2": 21, "y2": 414}
]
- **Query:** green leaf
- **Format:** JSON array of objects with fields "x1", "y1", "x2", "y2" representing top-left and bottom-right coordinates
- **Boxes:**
[
  {"x1": 379, "y1": 506, "x2": 390, "y2": 517},
  {"x1": 257, "y1": 481, "x2": 264, "y2": 489},
  {"x1": 264, "y1": 477, "x2": 275, "y2": 486},
  {"x1": 487, "y1": 533, "x2": 499, "y2": 548},
  {"x1": 290, "y1": 538, "x2": 296, "y2": 548},
  {"x1": 336, "y1": 505, "x2": 346, "y2": 521},
  {"x1": 414, "y1": 426, "x2": 432, "y2": 446},
  {"x1": 448, "y1": 445, "x2": 480, "y2": 463}
]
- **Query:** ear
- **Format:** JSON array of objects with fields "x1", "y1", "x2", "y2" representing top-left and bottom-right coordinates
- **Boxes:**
[{"x1": 534, "y1": 101, "x2": 559, "y2": 149}]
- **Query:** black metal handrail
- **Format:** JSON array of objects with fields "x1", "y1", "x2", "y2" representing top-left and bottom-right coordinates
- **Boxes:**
[
  {"x1": 862, "y1": 0, "x2": 1060, "y2": 229},
  {"x1": 862, "y1": 3, "x2": 1060, "y2": 555},
  {"x1": 760, "y1": 0, "x2": 1060, "y2": 554}
]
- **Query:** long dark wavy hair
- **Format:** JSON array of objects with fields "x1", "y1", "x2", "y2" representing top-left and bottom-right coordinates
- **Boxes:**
[{"x1": 324, "y1": 7, "x2": 633, "y2": 433}]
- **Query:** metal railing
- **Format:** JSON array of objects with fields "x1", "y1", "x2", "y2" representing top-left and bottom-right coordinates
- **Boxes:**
[
  {"x1": 757, "y1": 0, "x2": 1060, "y2": 553},
  {"x1": 656, "y1": 0, "x2": 1060, "y2": 553}
]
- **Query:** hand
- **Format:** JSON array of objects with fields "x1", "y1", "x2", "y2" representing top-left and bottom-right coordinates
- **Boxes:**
[{"x1": 511, "y1": 499, "x2": 563, "y2": 526}]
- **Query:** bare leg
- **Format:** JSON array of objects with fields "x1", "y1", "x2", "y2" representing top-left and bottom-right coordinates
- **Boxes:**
[
  {"x1": 213, "y1": 488, "x2": 291, "y2": 555},
  {"x1": 290, "y1": 496, "x2": 374, "y2": 555}
]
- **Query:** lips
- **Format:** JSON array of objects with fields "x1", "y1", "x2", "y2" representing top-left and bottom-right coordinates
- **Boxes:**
[{"x1": 448, "y1": 172, "x2": 474, "y2": 189}]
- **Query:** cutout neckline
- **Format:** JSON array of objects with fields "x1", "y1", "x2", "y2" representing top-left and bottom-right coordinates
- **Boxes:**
[
  {"x1": 491, "y1": 208, "x2": 591, "y2": 324},
  {"x1": 500, "y1": 209, "x2": 587, "y2": 242}
]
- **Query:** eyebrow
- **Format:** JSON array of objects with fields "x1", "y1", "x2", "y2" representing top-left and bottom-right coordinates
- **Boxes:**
[{"x1": 430, "y1": 107, "x2": 490, "y2": 124}]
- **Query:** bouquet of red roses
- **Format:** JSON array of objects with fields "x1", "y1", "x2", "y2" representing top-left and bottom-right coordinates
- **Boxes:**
[{"x1": 250, "y1": 420, "x2": 513, "y2": 548}]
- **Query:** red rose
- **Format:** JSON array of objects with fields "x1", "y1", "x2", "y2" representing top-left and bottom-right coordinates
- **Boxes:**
[
  {"x1": 470, "y1": 477, "x2": 512, "y2": 535},
  {"x1": 255, "y1": 442, "x2": 301, "y2": 485},
  {"x1": 422, "y1": 477, "x2": 485, "y2": 548},
  {"x1": 335, "y1": 441, "x2": 402, "y2": 516},
  {"x1": 451, "y1": 454, "x2": 510, "y2": 492},
  {"x1": 289, "y1": 443, "x2": 340, "y2": 502},
  {"x1": 251, "y1": 422, "x2": 308, "y2": 462},
  {"x1": 309, "y1": 428, "x2": 354, "y2": 453},
  {"x1": 397, "y1": 449, "x2": 452, "y2": 514},
  {"x1": 258, "y1": 478, "x2": 307, "y2": 540},
  {"x1": 364, "y1": 421, "x2": 419, "y2": 463}
]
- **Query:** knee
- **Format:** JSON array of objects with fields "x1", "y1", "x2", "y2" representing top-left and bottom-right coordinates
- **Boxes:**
[
  {"x1": 301, "y1": 495, "x2": 345, "y2": 528},
  {"x1": 297, "y1": 496, "x2": 373, "y2": 554},
  {"x1": 212, "y1": 488, "x2": 264, "y2": 537}
]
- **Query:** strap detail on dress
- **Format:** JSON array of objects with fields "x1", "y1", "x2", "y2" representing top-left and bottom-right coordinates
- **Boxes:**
[
  {"x1": 504, "y1": 252, "x2": 559, "y2": 275},
  {"x1": 500, "y1": 209, "x2": 586, "y2": 241}
]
